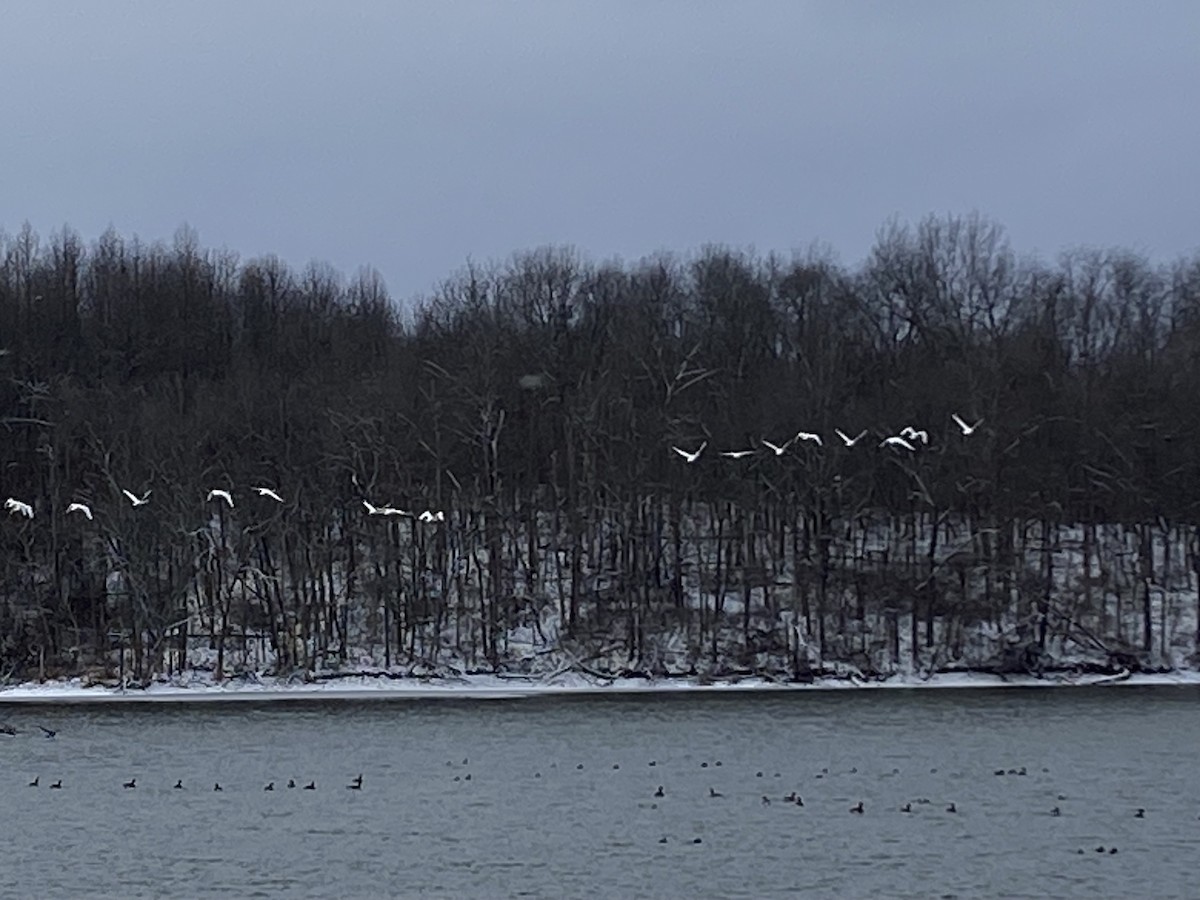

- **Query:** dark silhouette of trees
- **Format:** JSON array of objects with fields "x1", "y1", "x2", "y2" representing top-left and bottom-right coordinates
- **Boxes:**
[{"x1": 1, "y1": 214, "x2": 1198, "y2": 685}]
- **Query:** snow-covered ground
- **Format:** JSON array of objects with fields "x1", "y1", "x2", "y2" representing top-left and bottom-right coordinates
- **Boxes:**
[
  {"x1": 1, "y1": 666, "x2": 1198, "y2": 704},
  {"x1": 11, "y1": 509, "x2": 1199, "y2": 692}
]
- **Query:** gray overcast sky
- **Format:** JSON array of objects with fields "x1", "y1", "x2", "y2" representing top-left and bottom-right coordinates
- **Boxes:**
[{"x1": 2, "y1": 1, "x2": 1198, "y2": 302}]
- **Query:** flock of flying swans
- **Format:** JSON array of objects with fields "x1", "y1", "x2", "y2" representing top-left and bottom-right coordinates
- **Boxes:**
[
  {"x1": 5, "y1": 414, "x2": 983, "y2": 521},
  {"x1": 673, "y1": 413, "x2": 982, "y2": 462},
  {"x1": 4, "y1": 486, "x2": 446, "y2": 524}
]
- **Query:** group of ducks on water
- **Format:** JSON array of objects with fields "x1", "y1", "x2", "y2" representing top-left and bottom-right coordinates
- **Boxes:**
[
  {"x1": 3, "y1": 484, "x2": 447, "y2": 523},
  {"x1": 548, "y1": 757, "x2": 1142, "y2": 853},
  {"x1": 670, "y1": 413, "x2": 984, "y2": 462},
  {"x1": 6, "y1": 737, "x2": 1145, "y2": 855},
  {"x1": 26, "y1": 774, "x2": 366, "y2": 793},
  {"x1": 13, "y1": 720, "x2": 367, "y2": 792}
]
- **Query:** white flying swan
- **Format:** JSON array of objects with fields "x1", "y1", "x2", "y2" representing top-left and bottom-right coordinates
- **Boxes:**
[
  {"x1": 4, "y1": 498, "x2": 33, "y2": 518},
  {"x1": 121, "y1": 488, "x2": 151, "y2": 507},
  {"x1": 762, "y1": 437, "x2": 793, "y2": 456},
  {"x1": 671, "y1": 442, "x2": 707, "y2": 464},
  {"x1": 363, "y1": 500, "x2": 410, "y2": 517},
  {"x1": 880, "y1": 435, "x2": 917, "y2": 451},
  {"x1": 253, "y1": 487, "x2": 285, "y2": 503},
  {"x1": 835, "y1": 429, "x2": 868, "y2": 447},
  {"x1": 206, "y1": 489, "x2": 234, "y2": 508},
  {"x1": 66, "y1": 502, "x2": 93, "y2": 520},
  {"x1": 951, "y1": 413, "x2": 983, "y2": 436}
]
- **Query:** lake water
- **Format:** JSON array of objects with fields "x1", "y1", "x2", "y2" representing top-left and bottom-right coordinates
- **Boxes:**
[{"x1": 1, "y1": 687, "x2": 1198, "y2": 899}]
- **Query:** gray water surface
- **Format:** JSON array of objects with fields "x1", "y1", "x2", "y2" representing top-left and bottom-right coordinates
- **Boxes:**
[{"x1": 2, "y1": 688, "x2": 1197, "y2": 899}]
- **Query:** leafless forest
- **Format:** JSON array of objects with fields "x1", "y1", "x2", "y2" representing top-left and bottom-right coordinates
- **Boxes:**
[{"x1": 2, "y1": 215, "x2": 1200, "y2": 685}]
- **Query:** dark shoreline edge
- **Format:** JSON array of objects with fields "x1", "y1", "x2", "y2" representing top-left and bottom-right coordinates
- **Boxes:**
[{"x1": 2, "y1": 660, "x2": 1191, "y2": 704}]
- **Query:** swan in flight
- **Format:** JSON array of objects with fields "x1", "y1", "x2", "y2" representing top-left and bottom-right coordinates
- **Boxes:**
[
  {"x1": 4, "y1": 498, "x2": 33, "y2": 518},
  {"x1": 122, "y1": 488, "x2": 151, "y2": 507},
  {"x1": 373, "y1": 502, "x2": 410, "y2": 517},
  {"x1": 66, "y1": 502, "x2": 93, "y2": 520},
  {"x1": 762, "y1": 437, "x2": 794, "y2": 456},
  {"x1": 671, "y1": 442, "x2": 707, "y2": 463},
  {"x1": 363, "y1": 500, "x2": 409, "y2": 517},
  {"x1": 253, "y1": 487, "x2": 285, "y2": 503},
  {"x1": 880, "y1": 436, "x2": 917, "y2": 451},
  {"x1": 719, "y1": 449, "x2": 756, "y2": 459},
  {"x1": 951, "y1": 413, "x2": 983, "y2": 436},
  {"x1": 835, "y1": 429, "x2": 868, "y2": 447},
  {"x1": 206, "y1": 489, "x2": 234, "y2": 508},
  {"x1": 899, "y1": 427, "x2": 929, "y2": 445},
  {"x1": 418, "y1": 510, "x2": 446, "y2": 523},
  {"x1": 793, "y1": 432, "x2": 823, "y2": 447}
]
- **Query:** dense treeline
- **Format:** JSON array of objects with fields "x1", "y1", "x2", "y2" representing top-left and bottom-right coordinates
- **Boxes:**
[{"x1": 1, "y1": 215, "x2": 1199, "y2": 684}]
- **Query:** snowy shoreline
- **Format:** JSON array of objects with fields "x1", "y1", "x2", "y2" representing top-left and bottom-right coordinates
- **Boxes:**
[{"x1": 2, "y1": 667, "x2": 1200, "y2": 704}]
